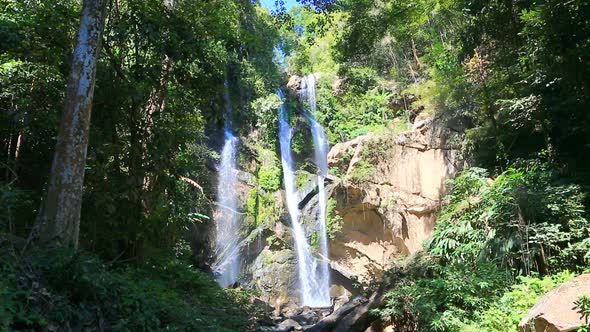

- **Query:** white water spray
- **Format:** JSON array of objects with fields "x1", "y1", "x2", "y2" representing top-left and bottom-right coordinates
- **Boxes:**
[
  {"x1": 277, "y1": 88, "x2": 330, "y2": 307},
  {"x1": 302, "y1": 74, "x2": 331, "y2": 306},
  {"x1": 213, "y1": 81, "x2": 241, "y2": 287}
]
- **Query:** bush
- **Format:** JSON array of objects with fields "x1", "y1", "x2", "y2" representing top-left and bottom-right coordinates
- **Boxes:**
[
  {"x1": 255, "y1": 190, "x2": 283, "y2": 228},
  {"x1": 326, "y1": 198, "x2": 343, "y2": 239},
  {"x1": 468, "y1": 271, "x2": 575, "y2": 331},
  {"x1": 374, "y1": 162, "x2": 589, "y2": 331},
  {"x1": 429, "y1": 163, "x2": 590, "y2": 274},
  {"x1": 258, "y1": 165, "x2": 281, "y2": 192},
  {"x1": 374, "y1": 255, "x2": 509, "y2": 331},
  {"x1": 0, "y1": 248, "x2": 259, "y2": 331},
  {"x1": 246, "y1": 188, "x2": 258, "y2": 218},
  {"x1": 337, "y1": 65, "x2": 379, "y2": 94},
  {"x1": 347, "y1": 161, "x2": 376, "y2": 184},
  {"x1": 575, "y1": 293, "x2": 590, "y2": 331}
]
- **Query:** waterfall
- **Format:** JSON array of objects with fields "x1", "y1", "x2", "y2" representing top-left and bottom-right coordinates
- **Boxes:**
[
  {"x1": 213, "y1": 81, "x2": 241, "y2": 287},
  {"x1": 277, "y1": 88, "x2": 330, "y2": 307},
  {"x1": 302, "y1": 74, "x2": 331, "y2": 306}
]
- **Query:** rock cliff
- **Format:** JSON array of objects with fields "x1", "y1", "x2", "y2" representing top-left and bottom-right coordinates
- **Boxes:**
[
  {"x1": 326, "y1": 118, "x2": 462, "y2": 285},
  {"x1": 209, "y1": 78, "x2": 463, "y2": 308},
  {"x1": 239, "y1": 117, "x2": 462, "y2": 306}
]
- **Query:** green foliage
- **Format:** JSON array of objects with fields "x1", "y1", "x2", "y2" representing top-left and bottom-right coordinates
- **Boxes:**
[
  {"x1": 255, "y1": 191, "x2": 283, "y2": 228},
  {"x1": 374, "y1": 255, "x2": 509, "y2": 331},
  {"x1": 430, "y1": 163, "x2": 590, "y2": 275},
  {"x1": 0, "y1": 184, "x2": 34, "y2": 233},
  {"x1": 0, "y1": 0, "x2": 282, "y2": 261},
  {"x1": 345, "y1": 136, "x2": 393, "y2": 184},
  {"x1": 310, "y1": 231, "x2": 320, "y2": 249},
  {"x1": 262, "y1": 250, "x2": 274, "y2": 266},
  {"x1": 280, "y1": 7, "x2": 343, "y2": 75},
  {"x1": 375, "y1": 162, "x2": 588, "y2": 331},
  {"x1": 291, "y1": 130, "x2": 306, "y2": 154},
  {"x1": 575, "y1": 294, "x2": 590, "y2": 328},
  {"x1": 279, "y1": 8, "x2": 410, "y2": 144},
  {"x1": 347, "y1": 161, "x2": 377, "y2": 184},
  {"x1": 0, "y1": 248, "x2": 258, "y2": 331},
  {"x1": 315, "y1": 71, "x2": 404, "y2": 142},
  {"x1": 295, "y1": 171, "x2": 310, "y2": 190},
  {"x1": 337, "y1": 66, "x2": 379, "y2": 94},
  {"x1": 250, "y1": 93, "x2": 282, "y2": 147},
  {"x1": 258, "y1": 165, "x2": 282, "y2": 192},
  {"x1": 375, "y1": 252, "x2": 576, "y2": 331},
  {"x1": 467, "y1": 271, "x2": 574, "y2": 331},
  {"x1": 333, "y1": 0, "x2": 590, "y2": 174},
  {"x1": 246, "y1": 188, "x2": 258, "y2": 218},
  {"x1": 326, "y1": 197, "x2": 343, "y2": 239}
]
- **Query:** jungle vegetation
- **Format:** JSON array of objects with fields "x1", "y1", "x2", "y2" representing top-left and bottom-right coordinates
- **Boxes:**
[{"x1": 1, "y1": 0, "x2": 589, "y2": 330}]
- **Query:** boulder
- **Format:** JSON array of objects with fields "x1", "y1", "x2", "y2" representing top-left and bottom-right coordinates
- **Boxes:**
[
  {"x1": 251, "y1": 249, "x2": 299, "y2": 304},
  {"x1": 519, "y1": 273, "x2": 590, "y2": 332},
  {"x1": 277, "y1": 318, "x2": 302, "y2": 331},
  {"x1": 281, "y1": 301, "x2": 303, "y2": 318}
]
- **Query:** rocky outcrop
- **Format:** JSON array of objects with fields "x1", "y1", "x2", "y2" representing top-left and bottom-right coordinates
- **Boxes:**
[
  {"x1": 327, "y1": 118, "x2": 462, "y2": 284},
  {"x1": 218, "y1": 116, "x2": 462, "y2": 309},
  {"x1": 519, "y1": 273, "x2": 590, "y2": 332},
  {"x1": 252, "y1": 249, "x2": 299, "y2": 304}
]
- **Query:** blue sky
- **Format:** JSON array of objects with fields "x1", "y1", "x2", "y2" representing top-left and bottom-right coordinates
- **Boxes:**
[{"x1": 260, "y1": 0, "x2": 299, "y2": 11}]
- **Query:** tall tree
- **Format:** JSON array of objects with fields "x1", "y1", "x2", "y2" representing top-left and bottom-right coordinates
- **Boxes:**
[{"x1": 35, "y1": 0, "x2": 108, "y2": 249}]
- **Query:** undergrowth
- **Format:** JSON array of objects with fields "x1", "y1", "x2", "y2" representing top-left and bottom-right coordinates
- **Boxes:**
[
  {"x1": 0, "y1": 244, "x2": 259, "y2": 331},
  {"x1": 372, "y1": 161, "x2": 590, "y2": 331}
]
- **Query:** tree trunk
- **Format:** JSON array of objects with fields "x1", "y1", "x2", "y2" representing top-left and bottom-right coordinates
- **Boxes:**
[{"x1": 35, "y1": 0, "x2": 108, "y2": 249}]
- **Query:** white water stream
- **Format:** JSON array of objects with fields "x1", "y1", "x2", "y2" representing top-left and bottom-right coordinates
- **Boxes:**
[
  {"x1": 278, "y1": 81, "x2": 331, "y2": 307},
  {"x1": 302, "y1": 74, "x2": 331, "y2": 306},
  {"x1": 213, "y1": 81, "x2": 242, "y2": 287}
]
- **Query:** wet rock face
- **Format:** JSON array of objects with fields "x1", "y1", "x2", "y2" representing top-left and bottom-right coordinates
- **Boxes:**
[{"x1": 327, "y1": 118, "x2": 463, "y2": 284}]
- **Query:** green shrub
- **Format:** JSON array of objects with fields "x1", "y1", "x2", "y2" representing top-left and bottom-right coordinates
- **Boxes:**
[
  {"x1": 0, "y1": 248, "x2": 258, "y2": 331},
  {"x1": 429, "y1": 163, "x2": 590, "y2": 274},
  {"x1": 0, "y1": 185, "x2": 35, "y2": 235},
  {"x1": 256, "y1": 191, "x2": 283, "y2": 227},
  {"x1": 374, "y1": 162, "x2": 589, "y2": 331},
  {"x1": 374, "y1": 256, "x2": 509, "y2": 331},
  {"x1": 326, "y1": 198, "x2": 343, "y2": 239},
  {"x1": 258, "y1": 165, "x2": 281, "y2": 192},
  {"x1": 575, "y1": 294, "x2": 590, "y2": 331},
  {"x1": 296, "y1": 171, "x2": 310, "y2": 190},
  {"x1": 338, "y1": 65, "x2": 379, "y2": 94},
  {"x1": 347, "y1": 161, "x2": 377, "y2": 184},
  {"x1": 469, "y1": 271, "x2": 575, "y2": 331},
  {"x1": 246, "y1": 188, "x2": 258, "y2": 218}
]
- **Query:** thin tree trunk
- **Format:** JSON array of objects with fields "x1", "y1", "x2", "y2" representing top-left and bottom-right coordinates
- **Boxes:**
[
  {"x1": 411, "y1": 38, "x2": 422, "y2": 68},
  {"x1": 34, "y1": 0, "x2": 108, "y2": 249}
]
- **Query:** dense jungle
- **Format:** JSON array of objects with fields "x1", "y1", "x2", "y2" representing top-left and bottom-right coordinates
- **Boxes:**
[{"x1": 1, "y1": 0, "x2": 590, "y2": 331}]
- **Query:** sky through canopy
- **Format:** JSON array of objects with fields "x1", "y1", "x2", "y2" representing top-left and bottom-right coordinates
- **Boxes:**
[{"x1": 260, "y1": 0, "x2": 299, "y2": 11}]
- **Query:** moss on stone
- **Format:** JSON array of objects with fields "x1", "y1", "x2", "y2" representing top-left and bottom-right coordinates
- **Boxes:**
[{"x1": 295, "y1": 171, "x2": 310, "y2": 190}]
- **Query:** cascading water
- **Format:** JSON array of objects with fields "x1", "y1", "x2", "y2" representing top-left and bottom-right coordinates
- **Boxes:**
[
  {"x1": 213, "y1": 81, "x2": 241, "y2": 287},
  {"x1": 277, "y1": 89, "x2": 329, "y2": 307},
  {"x1": 301, "y1": 74, "x2": 331, "y2": 306}
]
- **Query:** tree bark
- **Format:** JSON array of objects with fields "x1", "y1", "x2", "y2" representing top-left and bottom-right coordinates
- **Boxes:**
[{"x1": 35, "y1": 0, "x2": 108, "y2": 249}]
